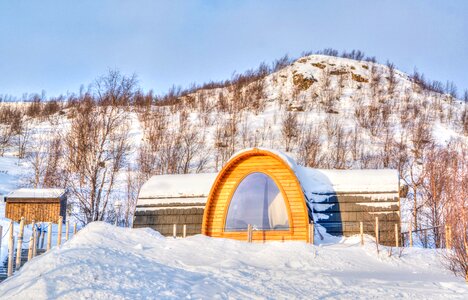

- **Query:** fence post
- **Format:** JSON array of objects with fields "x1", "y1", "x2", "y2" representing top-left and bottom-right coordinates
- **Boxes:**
[
  {"x1": 247, "y1": 224, "x2": 253, "y2": 243},
  {"x1": 7, "y1": 221, "x2": 14, "y2": 277},
  {"x1": 73, "y1": 223, "x2": 77, "y2": 235},
  {"x1": 375, "y1": 217, "x2": 379, "y2": 244},
  {"x1": 308, "y1": 223, "x2": 314, "y2": 245},
  {"x1": 33, "y1": 222, "x2": 38, "y2": 257},
  {"x1": 183, "y1": 224, "x2": 187, "y2": 238},
  {"x1": 395, "y1": 224, "x2": 399, "y2": 247},
  {"x1": 46, "y1": 222, "x2": 52, "y2": 251},
  {"x1": 40, "y1": 226, "x2": 45, "y2": 249},
  {"x1": 360, "y1": 221, "x2": 364, "y2": 246},
  {"x1": 409, "y1": 221, "x2": 413, "y2": 247},
  {"x1": 375, "y1": 217, "x2": 379, "y2": 253},
  {"x1": 65, "y1": 221, "x2": 70, "y2": 241},
  {"x1": 57, "y1": 216, "x2": 63, "y2": 246},
  {"x1": 15, "y1": 217, "x2": 25, "y2": 269},
  {"x1": 29, "y1": 221, "x2": 36, "y2": 260}
]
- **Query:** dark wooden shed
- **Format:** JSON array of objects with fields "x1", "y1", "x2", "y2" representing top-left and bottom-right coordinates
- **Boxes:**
[{"x1": 4, "y1": 188, "x2": 67, "y2": 223}]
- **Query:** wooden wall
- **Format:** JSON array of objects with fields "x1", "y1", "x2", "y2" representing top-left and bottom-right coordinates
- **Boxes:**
[
  {"x1": 312, "y1": 192, "x2": 400, "y2": 246},
  {"x1": 5, "y1": 197, "x2": 67, "y2": 223},
  {"x1": 134, "y1": 207, "x2": 204, "y2": 236},
  {"x1": 202, "y1": 149, "x2": 310, "y2": 242}
]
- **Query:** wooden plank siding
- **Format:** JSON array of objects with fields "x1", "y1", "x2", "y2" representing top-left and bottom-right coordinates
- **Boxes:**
[
  {"x1": 5, "y1": 197, "x2": 67, "y2": 224},
  {"x1": 134, "y1": 207, "x2": 204, "y2": 236},
  {"x1": 312, "y1": 193, "x2": 400, "y2": 246},
  {"x1": 202, "y1": 148, "x2": 310, "y2": 242}
]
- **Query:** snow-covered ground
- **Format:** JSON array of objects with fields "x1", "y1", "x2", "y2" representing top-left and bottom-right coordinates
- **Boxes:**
[{"x1": 0, "y1": 222, "x2": 466, "y2": 299}]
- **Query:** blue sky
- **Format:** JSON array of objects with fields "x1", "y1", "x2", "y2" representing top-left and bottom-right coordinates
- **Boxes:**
[{"x1": 0, "y1": 0, "x2": 467, "y2": 99}]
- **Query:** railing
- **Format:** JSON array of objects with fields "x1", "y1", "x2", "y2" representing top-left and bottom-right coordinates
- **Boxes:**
[
  {"x1": 170, "y1": 217, "x2": 454, "y2": 252},
  {"x1": 0, "y1": 216, "x2": 80, "y2": 279}
]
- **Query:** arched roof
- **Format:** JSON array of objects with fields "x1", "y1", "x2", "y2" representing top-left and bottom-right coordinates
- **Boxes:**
[{"x1": 202, "y1": 148, "x2": 311, "y2": 241}]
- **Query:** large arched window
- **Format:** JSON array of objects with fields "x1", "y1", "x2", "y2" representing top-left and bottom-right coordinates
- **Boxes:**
[{"x1": 225, "y1": 172, "x2": 290, "y2": 231}]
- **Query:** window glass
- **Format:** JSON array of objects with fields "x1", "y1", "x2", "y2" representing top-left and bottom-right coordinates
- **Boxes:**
[{"x1": 225, "y1": 172, "x2": 289, "y2": 231}]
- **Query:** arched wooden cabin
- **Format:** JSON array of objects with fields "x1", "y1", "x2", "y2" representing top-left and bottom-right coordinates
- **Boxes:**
[
  {"x1": 202, "y1": 148, "x2": 310, "y2": 241},
  {"x1": 135, "y1": 148, "x2": 402, "y2": 245}
]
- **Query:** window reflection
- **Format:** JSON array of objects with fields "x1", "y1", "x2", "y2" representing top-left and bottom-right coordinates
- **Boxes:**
[{"x1": 225, "y1": 172, "x2": 289, "y2": 231}]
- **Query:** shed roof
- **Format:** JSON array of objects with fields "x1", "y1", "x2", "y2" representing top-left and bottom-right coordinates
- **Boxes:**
[{"x1": 6, "y1": 188, "x2": 66, "y2": 199}]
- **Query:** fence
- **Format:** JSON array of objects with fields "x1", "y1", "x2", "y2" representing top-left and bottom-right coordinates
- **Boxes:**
[
  {"x1": 168, "y1": 217, "x2": 454, "y2": 251},
  {"x1": 0, "y1": 216, "x2": 80, "y2": 279}
]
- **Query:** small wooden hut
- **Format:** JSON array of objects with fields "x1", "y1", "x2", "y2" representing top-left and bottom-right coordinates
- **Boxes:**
[{"x1": 4, "y1": 188, "x2": 67, "y2": 223}]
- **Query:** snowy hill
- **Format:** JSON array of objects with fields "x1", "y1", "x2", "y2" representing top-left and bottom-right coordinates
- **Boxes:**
[
  {"x1": 0, "y1": 222, "x2": 466, "y2": 299},
  {"x1": 0, "y1": 53, "x2": 466, "y2": 248}
]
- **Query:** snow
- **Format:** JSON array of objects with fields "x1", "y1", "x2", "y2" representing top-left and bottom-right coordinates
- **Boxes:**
[
  {"x1": 231, "y1": 148, "x2": 400, "y2": 194},
  {"x1": 138, "y1": 149, "x2": 400, "y2": 208},
  {"x1": 296, "y1": 167, "x2": 400, "y2": 195},
  {"x1": 6, "y1": 188, "x2": 66, "y2": 199},
  {"x1": 138, "y1": 173, "x2": 217, "y2": 199},
  {"x1": 136, "y1": 197, "x2": 206, "y2": 207},
  {"x1": 0, "y1": 222, "x2": 466, "y2": 299}
]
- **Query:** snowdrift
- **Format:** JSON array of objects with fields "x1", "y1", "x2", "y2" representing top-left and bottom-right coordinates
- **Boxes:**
[{"x1": 0, "y1": 222, "x2": 466, "y2": 299}]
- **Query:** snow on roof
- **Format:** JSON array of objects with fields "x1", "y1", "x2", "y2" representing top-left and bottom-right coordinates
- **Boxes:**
[
  {"x1": 295, "y1": 167, "x2": 399, "y2": 195},
  {"x1": 7, "y1": 188, "x2": 66, "y2": 199},
  {"x1": 230, "y1": 147, "x2": 298, "y2": 170},
  {"x1": 138, "y1": 173, "x2": 217, "y2": 199},
  {"x1": 232, "y1": 148, "x2": 399, "y2": 194},
  {"x1": 137, "y1": 149, "x2": 399, "y2": 206}
]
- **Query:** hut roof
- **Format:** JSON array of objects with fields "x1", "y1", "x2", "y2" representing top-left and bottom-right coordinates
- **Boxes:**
[
  {"x1": 6, "y1": 188, "x2": 66, "y2": 199},
  {"x1": 139, "y1": 173, "x2": 217, "y2": 200},
  {"x1": 137, "y1": 148, "x2": 399, "y2": 206}
]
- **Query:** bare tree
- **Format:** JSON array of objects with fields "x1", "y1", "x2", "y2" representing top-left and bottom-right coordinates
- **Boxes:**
[
  {"x1": 281, "y1": 112, "x2": 299, "y2": 152},
  {"x1": 297, "y1": 125, "x2": 321, "y2": 167},
  {"x1": 62, "y1": 72, "x2": 134, "y2": 224}
]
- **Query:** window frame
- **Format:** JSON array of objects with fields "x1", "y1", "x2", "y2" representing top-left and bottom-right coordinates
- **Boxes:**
[{"x1": 222, "y1": 171, "x2": 293, "y2": 235}]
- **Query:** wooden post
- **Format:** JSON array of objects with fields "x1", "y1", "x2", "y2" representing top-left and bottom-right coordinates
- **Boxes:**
[
  {"x1": 27, "y1": 234, "x2": 34, "y2": 261},
  {"x1": 65, "y1": 221, "x2": 70, "y2": 241},
  {"x1": 46, "y1": 222, "x2": 52, "y2": 251},
  {"x1": 33, "y1": 224, "x2": 38, "y2": 257},
  {"x1": 375, "y1": 217, "x2": 379, "y2": 244},
  {"x1": 309, "y1": 223, "x2": 314, "y2": 245},
  {"x1": 7, "y1": 221, "x2": 14, "y2": 277},
  {"x1": 40, "y1": 227, "x2": 45, "y2": 249},
  {"x1": 183, "y1": 224, "x2": 187, "y2": 238},
  {"x1": 173, "y1": 224, "x2": 177, "y2": 238},
  {"x1": 394, "y1": 224, "x2": 399, "y2": 248},
  {"x1": 360, "y1": 221, "x2": 364, "y2": 246},
  {"x1": 31, "y1": 221, "x2": 36, "y2": 259},
  {"x1": 15, "y1": 217, "x2": 25, "y2": 269},
  {"x1": 73, "y1": 223, "x2": 77, "y2": 235},
  {"x1": 409, "y1": 221, "x2": 413, "y2": 247},
  {"x1": 247, "y1": 224, "x2": 253, "y2": 243},
  {"x1": 57, "y1": 216, "x2": 63, "y2": 246}
]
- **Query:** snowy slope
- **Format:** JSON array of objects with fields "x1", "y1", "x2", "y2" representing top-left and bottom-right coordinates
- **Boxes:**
[
  {"x1": 0, "y1": 53, "x2": 465, "y2": 233},
  {"x1": 0, "y1": 222, "x2": 466, "y2": 299}
]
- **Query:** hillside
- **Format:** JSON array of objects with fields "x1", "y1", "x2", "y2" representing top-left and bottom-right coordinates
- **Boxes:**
[
  {"x1": 0, "y1": 53, "x2": 466, "y2": 241},
  {"x1": 0, "y1": 222, "x2": 466, "y2": 299}
]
